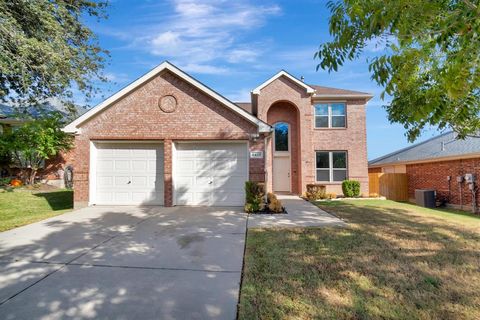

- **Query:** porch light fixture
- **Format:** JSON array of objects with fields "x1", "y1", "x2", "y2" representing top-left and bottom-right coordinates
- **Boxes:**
[{"x1": 249, "y1": 133, "x2": 260, "y2": 141}]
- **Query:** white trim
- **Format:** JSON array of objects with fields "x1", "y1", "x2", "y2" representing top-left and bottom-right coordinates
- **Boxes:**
[
  {"x1": 315, "y1": 151, "x2": 348, "y2": 183},
  {"x1": 172, "y1": 142, "x2": 177, "y2": 206},
  {"x1": 89, "y1": 141, "x2": 97, "y2": 206},
  {"x1": 252, "y1": 70, "x2": 316, "y2": 95},
  {"x1": 313, "y1": 102, "x2": 347, "y2": 129},
  {"x1": 64, "y1": 61, "x2": 271, "y2": 134},
  {"x1": 273, "y1": 122, "x2": 291, "y2": 155}
]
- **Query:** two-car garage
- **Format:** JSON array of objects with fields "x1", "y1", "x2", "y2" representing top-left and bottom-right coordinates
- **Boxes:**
[{"x1": 91, "y1": 141, "x2": 248, "y2": 207}]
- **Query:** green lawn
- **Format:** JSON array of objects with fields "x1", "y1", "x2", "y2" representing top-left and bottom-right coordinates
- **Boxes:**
[
  {"x1": 0, "y1": 188, "x2": 73, "y2": 232},
  {"x1": 238, "y1": 200, "x2": 480, "y2": 320}
]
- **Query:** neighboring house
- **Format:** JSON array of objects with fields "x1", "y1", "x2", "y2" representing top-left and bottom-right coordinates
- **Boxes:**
[
  {"x1": 64, "y1": 62, "x2": 372, "y2": 208},
  {"x1": 369, "y1": 132, "x2": 480, "y2": 210},
  {"x1": 0, "y1": 100, "x2": 84, "y2": 186}
]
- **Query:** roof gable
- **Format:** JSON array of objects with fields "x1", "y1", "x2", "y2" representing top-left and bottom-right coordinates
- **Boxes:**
[
  {"x1": 252, "y1": 70, "x2": 316, "y2": 95},
  {"x1": 64, "y1": 61, "x2": 271, "y2": 133}
]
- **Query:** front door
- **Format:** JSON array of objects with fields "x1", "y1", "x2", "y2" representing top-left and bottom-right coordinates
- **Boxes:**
[{"x1": 272, "y1": 122, "x2": 291, "y2": 192}]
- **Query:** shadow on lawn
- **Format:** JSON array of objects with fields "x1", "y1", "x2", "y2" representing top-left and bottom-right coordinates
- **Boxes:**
[
  {"x1": 33, "y1": 190, "x2": 73, "y2": 210},
  {"x1": 240, "y1": 202, "x2": 480, "y2": 320}
]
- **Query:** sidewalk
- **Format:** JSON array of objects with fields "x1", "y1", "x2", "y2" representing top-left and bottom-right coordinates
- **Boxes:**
[{"x1": 247, "y1": 195, "x2": 346, "y2": 228}]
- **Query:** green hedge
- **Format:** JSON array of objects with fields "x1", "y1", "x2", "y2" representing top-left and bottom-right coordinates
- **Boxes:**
[{"x1": 342, "y1": 180, "x2": 360, "y2": 197}]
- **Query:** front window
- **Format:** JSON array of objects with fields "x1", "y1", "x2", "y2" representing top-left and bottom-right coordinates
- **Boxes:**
[
  {"x1": 314, "y1": 103, "x2": 346, "y2": 128},
  {"x1": 274, "y1": 122, "x2": 289, "y2": 152},
  {"x1": 316, "y1": 151, "x2": 347, "y2": 182}
]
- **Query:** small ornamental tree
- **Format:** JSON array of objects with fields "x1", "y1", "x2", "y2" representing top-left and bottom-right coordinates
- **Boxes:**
[{"x1": 0, "y1": 112, "x2": 73, "y2": 185}]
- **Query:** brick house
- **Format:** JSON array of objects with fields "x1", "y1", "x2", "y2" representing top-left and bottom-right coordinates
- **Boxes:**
[
  {"x1": 369, "y1": 132, "x2": 480, "y2": 210},
  {"x1": 64, "y1": 62, "x2": 372, "y2": 208}
]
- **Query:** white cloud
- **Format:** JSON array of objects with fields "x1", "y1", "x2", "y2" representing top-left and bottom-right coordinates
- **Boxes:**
[
  {"x1": 104, "y1": 72, "x2": 130, "y2": 83},
  {"x1": 117, "y1": 1, "x2": 281, "y2": 73},
  {"x1": 226, "y1": 48, "x2": 259, "y2": 63},
  {"x1": 225, "y1": 88, "x2": 251, "y2": 102},
  {"x1": 177, "y1": 63, "x2": 229, "y2": 75}
]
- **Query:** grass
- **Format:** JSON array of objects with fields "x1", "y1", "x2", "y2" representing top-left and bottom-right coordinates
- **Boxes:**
[
  {"x1": 238, "y1": 200, "x2": 480, "y2": 320},
  {"x1": 0, "y1": 188, "x2": 73, "y2": 232}
]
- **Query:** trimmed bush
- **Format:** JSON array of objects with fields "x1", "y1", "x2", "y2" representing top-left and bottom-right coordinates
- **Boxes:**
[
  {"x1": 342, "y1": 180, "x2": 360, "y2": 197},
  {"x1": 305, "y1": 184, "x2": 326, "y2": 200}
]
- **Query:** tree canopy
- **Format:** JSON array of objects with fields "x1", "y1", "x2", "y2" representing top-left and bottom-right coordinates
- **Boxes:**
[
  {"x1": 0, "y1": 0, "x2": 108, "y2": 113},
  {"x1": 0, "y1": 112, "x2": 73, "y2": 184},
  {"x1": 315, "y1": 0, "x2": 480, "y2": 141}
]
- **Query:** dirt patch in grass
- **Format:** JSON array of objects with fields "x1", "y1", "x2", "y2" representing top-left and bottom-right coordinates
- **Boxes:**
[{"x1": 238, "y1": 200, "x2": 480, "y2": 320}]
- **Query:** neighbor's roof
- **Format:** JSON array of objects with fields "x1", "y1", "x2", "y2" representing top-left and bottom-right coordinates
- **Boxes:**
[
  {"x1": 64, "y1": 61, "x2": 272, "y2": 134},
  {"x1": 369, "y1": 131, "x2": 480, "y2": 167}
]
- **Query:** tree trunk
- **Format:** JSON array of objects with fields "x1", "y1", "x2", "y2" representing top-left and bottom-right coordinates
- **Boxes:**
[{"x1": 28, "y1": 169, "x2": 37, "y2": 185}]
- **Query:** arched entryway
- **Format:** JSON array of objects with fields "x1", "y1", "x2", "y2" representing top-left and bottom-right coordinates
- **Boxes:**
[{"x1": 267, "y1": 101, "x2": 300, "y2": 194}]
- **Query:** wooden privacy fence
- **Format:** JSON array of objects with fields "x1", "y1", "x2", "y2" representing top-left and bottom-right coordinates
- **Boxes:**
[{"x1": 369, "y1": 173, "x2": 408, "y2": 201}]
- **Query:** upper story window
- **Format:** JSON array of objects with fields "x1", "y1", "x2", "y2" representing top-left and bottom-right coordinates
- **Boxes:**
[
  {"x1": 314, "y1": 103, "x2": 346, "y2": 128},
  {"x1": 274, "y1": 122, "x2": 289, "y2": 152},
  {"x1": 316, "y1": 151, "x2": 347, "y2": 182}
]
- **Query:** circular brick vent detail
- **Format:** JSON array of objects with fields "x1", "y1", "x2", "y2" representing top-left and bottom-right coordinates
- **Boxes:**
[{"x1": 159, "y1": 95, "x2": 177, "y2": 113}]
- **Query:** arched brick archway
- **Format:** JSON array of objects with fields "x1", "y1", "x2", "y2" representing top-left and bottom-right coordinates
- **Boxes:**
[{"x1": 266, "y1": 101, "x2": 301, "y2": 194}]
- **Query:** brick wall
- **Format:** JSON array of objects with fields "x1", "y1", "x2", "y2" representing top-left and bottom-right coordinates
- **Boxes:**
[
  {"x1": 407, "y1": 157, "x2": 480, "y2": 208},
  {"x1": 40, "y1": 149, "x2": 76, "y2": 180},
  {"x1": 256, "y1": 76, "x2": 369, "y2": 195},
  {"x1": 73, "y1": 70, "x2": 264, "y2": 207}
]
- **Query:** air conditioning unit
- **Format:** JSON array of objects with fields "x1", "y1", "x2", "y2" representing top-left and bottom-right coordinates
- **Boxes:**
[{"x1": 415, "y1": 189, "x2": 436, "y2": 208}]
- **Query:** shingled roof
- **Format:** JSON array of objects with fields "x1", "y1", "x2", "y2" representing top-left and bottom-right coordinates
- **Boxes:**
[
  {"x1": 369, "y1": 132, "x2": 480, "y2": 167},
  {"x1": 309, "y1": 84, "x2": 371, "y2": 96}
]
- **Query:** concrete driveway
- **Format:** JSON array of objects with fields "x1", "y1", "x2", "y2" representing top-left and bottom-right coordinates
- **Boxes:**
[{"x1": 0, "y1": 206, "x2": 247, "y2": 319}]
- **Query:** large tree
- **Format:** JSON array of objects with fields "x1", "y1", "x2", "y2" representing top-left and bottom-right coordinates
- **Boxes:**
[
  {"x1": 315, "y1": 0, "x2": 480, "y2": 141},
  {"x1": 0, "y1": 0, "x2": 108, "y2": 113}
]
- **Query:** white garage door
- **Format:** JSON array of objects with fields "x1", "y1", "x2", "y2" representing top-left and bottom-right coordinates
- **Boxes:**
[
  {"x1": 94, "y1": 143, "x2": 164, "y2": 205},
  {"x1": 174, "y1": 142, "x2": 248, "y2": 206}
]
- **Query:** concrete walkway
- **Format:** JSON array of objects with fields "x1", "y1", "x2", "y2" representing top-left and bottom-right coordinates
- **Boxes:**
[
  {"x1": 0, "y1": 206, "x2": 246, "y2": 319},
  {"x1": 248, "y1": 195, "x2": 346, "y2": 228}
]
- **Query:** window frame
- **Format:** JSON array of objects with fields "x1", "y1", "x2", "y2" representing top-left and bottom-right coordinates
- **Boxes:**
[
  {"x1": 273, "y1": 122, "x2": 290, "y2": 155},
  {"x1": 315, "y1": 151, "x2": 348, "y2": 183},
  {"x1": 313, "y1": 102, "x2": 347, "y2": 129}
]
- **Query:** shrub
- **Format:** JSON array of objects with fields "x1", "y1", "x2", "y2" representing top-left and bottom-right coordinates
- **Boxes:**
[
  {"x1": 0, "y1": 177, "x2": 10, "y2": 186},
  {"x1": 305, "y1": 184, "x2": 326, "y2": 200},
  {"x1": 342, "y1": 180, "x2": 360, "y2": 197},
  {"x1": 267, "y1": 192, "x2": 276, "y2": 204},
  {"x1": 268, "y1": 197, "x2": 283, "y2": 213},
  {"x1": 325, "y1": 192, "x2": 337, "y2": 200},
  {"x1": 245, "y1": 181, "x2": 265, "y2": 213}
]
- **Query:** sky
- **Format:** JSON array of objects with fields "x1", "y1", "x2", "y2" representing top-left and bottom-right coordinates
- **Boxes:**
[{"x1": 84, "y1": 0, "x2": 440, "y2": 160}]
